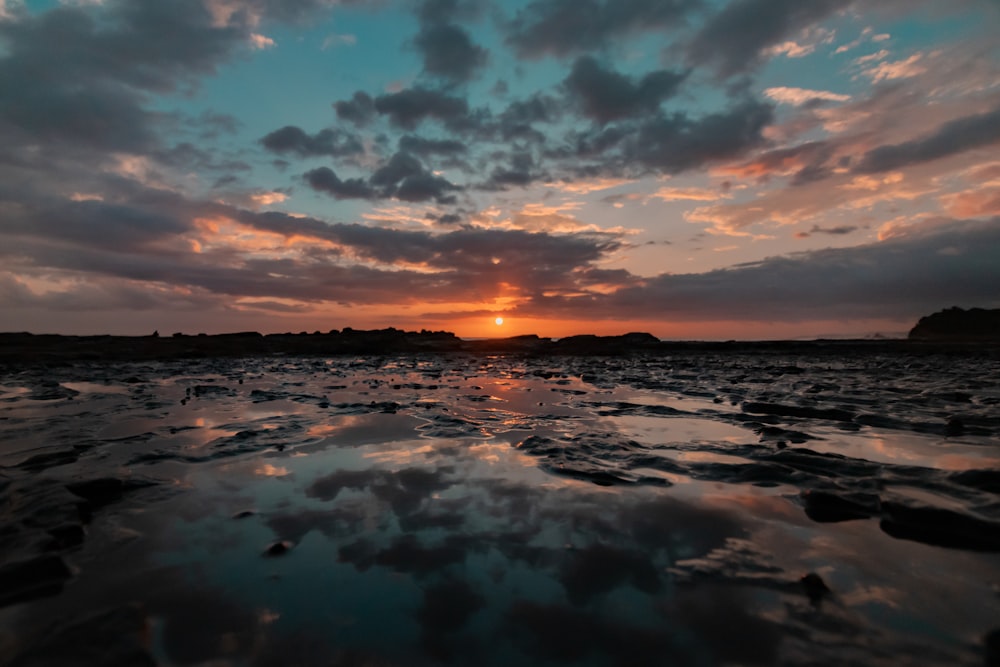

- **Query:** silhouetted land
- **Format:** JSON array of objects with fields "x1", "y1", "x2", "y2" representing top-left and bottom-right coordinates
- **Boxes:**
[
  {"x1": 908, "y1": 307, "x2": 1000, "y2": 342},
  {"x1": 2, "y1": 322, "x2": 998, "y2": 366}
]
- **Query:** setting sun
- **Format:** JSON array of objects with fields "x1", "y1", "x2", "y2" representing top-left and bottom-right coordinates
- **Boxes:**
[{"x1": 495, "y1": 317, "x2": 504, "y2": 326}]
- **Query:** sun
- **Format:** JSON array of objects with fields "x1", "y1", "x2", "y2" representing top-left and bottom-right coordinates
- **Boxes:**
[{"x1": 495, "y1": 317, "x2": 504, "y2": 326}]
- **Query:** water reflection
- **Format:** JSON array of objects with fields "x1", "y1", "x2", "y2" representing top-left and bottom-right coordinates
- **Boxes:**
[{"x1": 0, "y1": 354, "x2": 998, "y2": 666}]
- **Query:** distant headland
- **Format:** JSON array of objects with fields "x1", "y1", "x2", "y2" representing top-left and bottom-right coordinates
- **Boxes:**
[
  {"x1": 908, "y1": 307, "x2": 1000, "y2": 342},
  {"x1": 1, "y1": 311, "x2": 998, "y2": 365}
]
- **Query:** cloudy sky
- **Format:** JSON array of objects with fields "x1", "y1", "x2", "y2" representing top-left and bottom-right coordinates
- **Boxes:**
[{"x1": 1, "y1": 0, "x2": 998, "y2": 339}]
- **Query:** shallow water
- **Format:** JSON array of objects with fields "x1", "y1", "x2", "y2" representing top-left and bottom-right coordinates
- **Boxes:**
[{"x1": 1, "y1": 352, "x2": 999, "y2": 666}]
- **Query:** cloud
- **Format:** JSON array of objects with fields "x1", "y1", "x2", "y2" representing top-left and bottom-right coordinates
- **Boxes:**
[
  {"x1": 373, "y1": 87, "x2": 470, "y2": 130},
  {"x1": 563, "y1": 56, "x2": 687, "y2": 124},
  {"x1": 260, "y1": 126, "x2": 364, "y2": 158},
  {"x1": 853, "y1": 49, "x2": 889, "y2": 65},
  {"x1": 764, "y1": 87, "x2": 850, "y2": 106},
  {"x1": 303, "y1": 167, "x2": 376, "y2": 199},
  {"x1": 650, "y1": 187, "x2": 730, "y2": 202},
  {"x1": 0, "y1": 178, "x2": 631, "y2": 314},
  {"x1": 687, "y1": 0, "x2": 854, "y2": 77},
  {"x1": 941, "y1": 188, "x2": 1000, "y2": 218},
  {"x1": 794, "y1": 224, "x2": 859, "y2": 238},
  {"x1": 249, "y1": 32, "x2": 275, "y2": 49},
  {"x1": 514, "y1": 218, "x2": 1000, "y2": 322},
  {"x1": 716, "y1": 140, "x2": 834, "y2": 180},
  {"x1": 414, "y1": 22, "x2": 488, "y2": 83},
  {"x1": 626, "y1": 100, "x2": 774, "y2": 173},
  {"x1": 861, "y1": 53, "x2": 927, "y2": 82},
  {"x1": 505, "y1": 0, "x2": 698, "y2": 59},
  {"x1": 333, "y1": 91, "x2": 376, "y2": 126},
  {"x1": 855, "y1": 105, "x2": 1000, "y2": 173}
]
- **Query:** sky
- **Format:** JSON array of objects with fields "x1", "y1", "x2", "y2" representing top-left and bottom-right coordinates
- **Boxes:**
[{"x1": 1, "y1": 0, "x2": 999, "y2": 339}]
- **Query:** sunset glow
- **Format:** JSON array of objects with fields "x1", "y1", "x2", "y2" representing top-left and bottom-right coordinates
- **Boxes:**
[{"x1": 0, "y1": 1, "x2": 997, "y2": 339}]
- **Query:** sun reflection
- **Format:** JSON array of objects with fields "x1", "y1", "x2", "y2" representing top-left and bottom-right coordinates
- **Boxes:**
[{"x1": 254, "y1": 464, "x2": 290, "y2": 477}]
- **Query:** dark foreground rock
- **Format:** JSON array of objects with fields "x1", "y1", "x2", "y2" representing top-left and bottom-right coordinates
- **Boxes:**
[
  {"x1": 7, "y1": 604, "x2": 155, "y2": 667},
  {"x1": 0, "y1": 555, "x2": 73, "y2": 608}
]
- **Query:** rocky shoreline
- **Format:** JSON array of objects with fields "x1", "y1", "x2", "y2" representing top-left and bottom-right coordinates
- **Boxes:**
[{"x1": 2, "y1": 328, "x2": 998, "y2": 366}]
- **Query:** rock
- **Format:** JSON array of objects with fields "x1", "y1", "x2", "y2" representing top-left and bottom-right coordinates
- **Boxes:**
[
  {"x1": 263, "y1": 540, "x2": 293, "y2": 557},
  {"x1": 802, "y1": 490, "x2": 879, "y2": 523},
  {"x1": 0, "y1": 555, "x2": 73, "y2": 608},
  {"x1": 65, "y1": 477, "x2": 156, "y2": 516},
  {"x1": 908, "y1": 307, "x2": 1000, "y2": 342},
  {"x1": 742, "y1": 402, "x2": 855, "y2": 423},
  {"x1": 7, "y1": 604, "x2": 154, "y2": 667},
  {"x1": 800, "y1": 572, "x2": 831, "y2": 605},
  {"x1": 16, "y1": 449, "x2": 80, "y2": 472},
  {"x1": 44, "y1": 524, "x2": 86, "y2": 551},
  {"x1": 880, "y1": 501, "x2": 1000, "y2": 552},
  {"x1": 985, "y1": 628, "x2": 1000, "y2": 667},
  {"x1": 945, "y1": 417, "x2": 965, "y2": 437},
  {"x1": 232, "y1": 510, "x2": 257, "y2": 519}
]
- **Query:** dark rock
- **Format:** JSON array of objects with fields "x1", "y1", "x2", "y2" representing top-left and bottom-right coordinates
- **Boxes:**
[
  {"x1": 65, "y1": 477, "x2": 156, "y2": 518},
  {"x1": 909, "y1": 307, "x2": 1000, "y2": 342},
  {"x1": 945, "y1": 417, "x2": 965, "y2": 437},
  {"x1": 880, "y1": 501, "x2": 1000, "y2": 552},
  {"x1": 263, "y1": 540, "x2": 294, "y2": 557},
  {"x1": 800, "y1": 572, "x2": 831, "y2": 605},
  {"x1": 802, "y1": 490, "x2": 879, "y2": 522},
  {"x1": 233, "y1": 510, "x2": 257, "y2": 519},
  {"x1": 26, "y1": 381, "x2": 79, "y2": 401},
  {"x1": 985, "y1": 628, "x2": 1000, "y2": 667},
  {"x1": 16, "y1": 449, "x2": 80, "y2": 472},
  {"x1": 0, "y1": 555, "x2": 73, "y2": 608},
  {"x1": 7, "y1": 604, "x2": 154, "y2": 667},
  {"x1": 742, "y1": 402, "x2": 855, "y2": 423},
  {"x1": 44, "y1": 524, "x2": 86, "y2": 550}
]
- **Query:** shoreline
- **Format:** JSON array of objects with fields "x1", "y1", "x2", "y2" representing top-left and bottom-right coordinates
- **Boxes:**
[{"x1": 2, "y1": 328, "x2": 999, "y2": 365}]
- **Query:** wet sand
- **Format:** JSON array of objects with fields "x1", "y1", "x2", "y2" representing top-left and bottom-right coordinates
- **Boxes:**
[{"x1": 1, "y1": 349, "x2": 999, "y2": 666}]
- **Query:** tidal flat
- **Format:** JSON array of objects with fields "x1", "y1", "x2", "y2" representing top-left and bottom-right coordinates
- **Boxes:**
[{"x1": 1, "y1": 350, "x2": 999, "y2": 666}]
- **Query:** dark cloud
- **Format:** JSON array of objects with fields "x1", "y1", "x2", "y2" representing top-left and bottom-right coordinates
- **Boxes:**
[
  {"x1": 399, "y1": 135, "x2": 468, "y2": 156},
  {"x1": 303, "y1": 167, "x2": 376, "y2": 199},
  {"x1": 396, "y1": 172, "x2": 460, "y2": 203},
  {"x1": 414, "y1": 23, "x2": 488, "y2": 83},
  {"x1": 494, "y1": 100, "x2": 551, "y2": 143},
  {"x1": 795, "y1": 225, "x2": 859, "y2": 238},
  {"x1": 304, "y1": 151, "x2": 460, "y2": 203},
  {"x1": 855, "y1": 105, "x2": 1000, "y2": 174},
  {"x1": 260, "y1": 126, "x2": 364, "y2": 158},
  {"x1": 3, "y1": 198, "x2": 190, "y2": 253},
  {"x1": 484, "y1": 152, "x2": 545, "y2": 188},
  {"x1": 186, "y1": 110, "x2": 241, "y2": 139},
  {"x1": 687, "y1": 0, "x2": 855, "y2": 77},
  {"x1": 370, "y1": 151, "x2": 426, "y2": 187},
  {"x1": 564, "y1": 56, "x2": 687, "y2": 124},
  {"x1": 0, "y1": 1, "x2": 245, "y2": 154},
  {"x1": 513, "y1": 219, "x2": 1000, "y2": 322},
  {"x1": 506, "y1": 0, "x2": 700, "y2": 59},
  {"x1": 627, "y1": 100, "x2": 774, "y2": 173},
  {"x1": 156, "y1": 142, "x2": 252, "y2": 173},
  {"x1": 333, "y1": 91, "x2": 376, "y2": 127},
  {"x1": 373, "y1": 88, "x2": 470, "y2": 130}
]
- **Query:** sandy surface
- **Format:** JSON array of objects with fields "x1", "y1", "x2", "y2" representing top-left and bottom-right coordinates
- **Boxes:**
[{"x1": 1, "y1": 351, "x2": 999, "y2": 666}]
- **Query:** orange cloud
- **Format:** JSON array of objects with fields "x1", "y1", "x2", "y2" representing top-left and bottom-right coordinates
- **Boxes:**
[{"x1": 940, "y1": 188, "x2": 1000, "y2": 218}]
